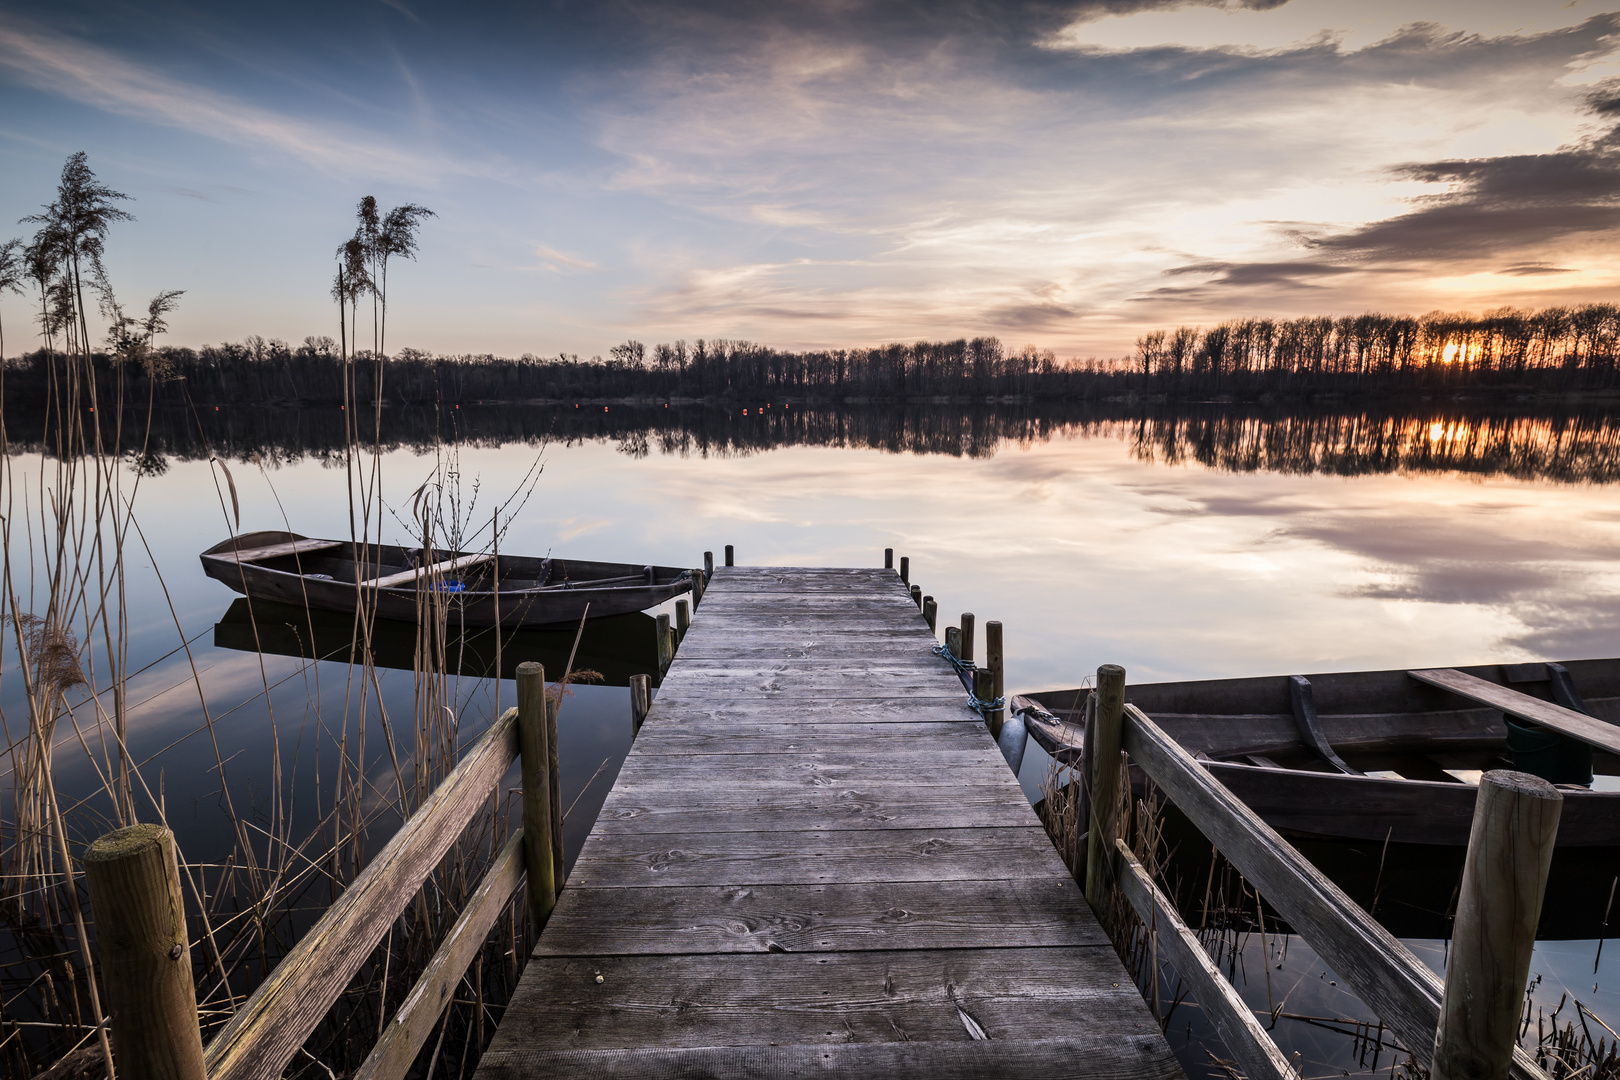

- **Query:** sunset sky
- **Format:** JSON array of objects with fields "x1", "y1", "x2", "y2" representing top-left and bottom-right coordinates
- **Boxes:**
[{"x1": 2, "y1": 0, "x2": 1618, "y2": 359}]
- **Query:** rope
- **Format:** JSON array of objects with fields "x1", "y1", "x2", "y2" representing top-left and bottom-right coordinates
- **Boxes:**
[
  {"x1": 932, "y1": 643, "x2": 976, "y2": 678},
  {"x1": 932, "y1": 645, "x2": 1004, "y2": 716}
]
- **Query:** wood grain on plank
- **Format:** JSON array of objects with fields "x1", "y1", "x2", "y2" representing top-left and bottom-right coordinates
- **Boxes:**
[
  {"x1": 592, "y1": 786, "x2": 1040, "y2": 833},
  {"x1": 475, "y1": 1035, "x2": 1181, "y2": 1080},
  {"x1": 565, "y1": 827, "x2": 1058, "y2": 888},
  {"x1": 489, "y1": 949, "x2": 1155, "y2": 1050},
  {"x1": 534, "y1": 879, "x2": 1104, "y2": 954},
  {"x1": 1410, "y1": 667, "x2": 1620, "y2": 756}
]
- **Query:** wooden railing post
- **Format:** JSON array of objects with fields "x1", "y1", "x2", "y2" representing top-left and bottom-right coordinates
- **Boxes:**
[
  {"x1": 973, "y1": 669, "x2": 998, "y2": 738},
  {"x1": 691, "y1": 568, "x2": 705, "y2": 608},
  {"x1": 704, "y1": 550, "x2": 714, "y2": 578},
  {"x1": 516, "y1": 663, "x2": 556, "y2": 929},
  {"x1": 724, "y1": 544, "x2": 734, "y2": 567},
  {"x1": 656, "y1": 613, "x2": 673, "y2": 673},
  {"x1": 910, "y1": 584, "x2": 922, "y2": 609},
  {"x1": 899, "y1": 556, "x2": 909, "y2": 584},
  {"x1": 959, "y1": 613, "x2": 975, "y2": 667},
  {"x1": 83, "y1": 823, "x2": 206, "y2": 1080},
  {"x1": 675, "y1": 599, "x2": 690, "y2": 642},
  {"x1": 1433, "y1": 770, "x2": 1562, "y2": 1080},
  {"x1": 986, "y1": 620, "x2": 1004, "y2": 735},
  {"x1": 1085, "y1": 664, "x2": 1127, "y2": 909},
  {"x1": 546, "y1": 693, "x2": 564, "y2": 898},
  {"x1": 922, "y1": 596, "x2": 937, "y2": 632},
  {"x1": 630, "y1": 674, "x2": 651, "y2": 739},
  {"x1": 945, "y1": 625, "x2": 961, "y2": 659},
  {"x1": 884, "y1": 548, "x2": 894, "y2": 569}
]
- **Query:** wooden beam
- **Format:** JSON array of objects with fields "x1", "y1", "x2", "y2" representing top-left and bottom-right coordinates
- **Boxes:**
[
  {"x1": 203, "y1": 708, "x2": 520, "y2": 1080},
  {"x1": 354, "y1": 832, "x2": 526, "y2": 1080},
  {"x1": 1114, "y1": 840, "x2": 1296, "y2": 1080},
  {"x1": 1120, "y1": 703, "x2": 1550, "y2": 1080},
  {"x1": 218, "y1": 539, "x2": 341, "y2": 563},
  {"x1": 361, "y1": 553, "x2": 492, "y2": 589},
  {"x1": 1409, "y1": 667, "x2": 1620, "y2": 757}
]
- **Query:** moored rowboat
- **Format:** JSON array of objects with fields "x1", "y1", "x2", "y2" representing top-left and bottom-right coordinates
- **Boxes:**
[
  {"x1": 200, "y1": 530, "x2": 694, "y2": 628},
  {"x1": 1018, "y1": 658, "x2": 1620, "y2": 847}
]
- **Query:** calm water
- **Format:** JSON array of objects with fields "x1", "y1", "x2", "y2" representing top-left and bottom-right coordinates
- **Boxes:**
[{"x1": 6, "y1": 404, "x2": 1620, "y2": 1075}]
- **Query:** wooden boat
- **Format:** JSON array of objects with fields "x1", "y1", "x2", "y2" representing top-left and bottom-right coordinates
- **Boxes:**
[
  {"x1": 201, "y1": 530, "x2": 695, "y2": 629},
  {"x1": 1016, "y1": 658, "x2": 1620, "y2": 848}
]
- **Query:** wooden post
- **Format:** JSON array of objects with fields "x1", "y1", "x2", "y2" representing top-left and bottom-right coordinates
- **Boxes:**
[
  {"x1": 959, "y1": 613, "x2": 975, "y2": 667},
  {"x1": 899, "y1": 556, "x2": 909, "y2": 584},
  {"x1": 546, "y1": 692, "x2": 564, "y2": 898},
  {"x1": 986, "y1": 620, "x2": 1005, "y2": 735},
  {"x1": 691, "y1": 568, "x2": 705, "y2": 608},
  {"x1": 704, "y1": 551, "x2": 714, "y2": 578},
  {"x1": 923, "y1": 596, "x2": 937, "y2": 632},
  {"x1": 1085, "y1": 664, "x2": 1127, "y2": 909},
  {"x1": 630, "y1": 674, "x2": 651, "y2": 740},
  {"x1": 974, "y1": 669, "x2": 1001, "y2": 739},
  {"x1": 910, "y1": 584, "x2": 922, "y2": 609},
  {"x1": 884, "y1": 548, "x2": 894, "y2": 569},
  {"x1": 1432, "y1": 770, "x2": 1562, "y2": 1080},
  {"x1": 516, "y1": 663, "x2": 556, "y2": 927},
  {"x1": 656, "y1": 613, "x2": 673, "y2": 673},
  {"x1": 724, "y1": 544, "x2": 734, "y2": 567},
  {"x1": 675, "y1": 599, "x2": 690, "y2": 642},
  {"x1": 945, "y1": 625, "x2": 961, "y2": 659},
  {"x1": 82, "y1": 823, "x2": 206, "y2": 1080}
]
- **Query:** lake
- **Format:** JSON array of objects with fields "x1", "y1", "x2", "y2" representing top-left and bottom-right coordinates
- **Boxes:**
[{"x1": 4, "y1": 402, "x2": 1619, "y2": 1077}]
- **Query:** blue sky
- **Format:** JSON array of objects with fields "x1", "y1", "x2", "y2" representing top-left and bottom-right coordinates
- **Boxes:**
[{"x1": 3, "y1": 0, "x2": 1619, "y2": 358}]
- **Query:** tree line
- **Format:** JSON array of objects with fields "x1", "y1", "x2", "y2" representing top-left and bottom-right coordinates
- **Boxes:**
[{"x1": 7, "y1": 304, "x2": 1620, "y2": 414}]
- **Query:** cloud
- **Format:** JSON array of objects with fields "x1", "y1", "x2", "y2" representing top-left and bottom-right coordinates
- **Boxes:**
[{"x1": 0, "y1": 20, "x2": 454, "y2": 178}]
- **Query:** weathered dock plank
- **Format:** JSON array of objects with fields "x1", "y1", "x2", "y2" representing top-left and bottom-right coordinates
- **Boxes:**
[{"x1": 478, "y1": 566, "x2": 1181, "y2": 1080}]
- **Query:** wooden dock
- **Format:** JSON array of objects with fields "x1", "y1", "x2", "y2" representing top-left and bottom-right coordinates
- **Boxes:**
[{"x1": 475, "y1": 566, "x2": 1181, "y2": 1079}]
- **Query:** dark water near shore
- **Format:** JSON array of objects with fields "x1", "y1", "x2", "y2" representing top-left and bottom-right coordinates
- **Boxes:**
[{"x1": 6, "y1": 402, "x2": 1620, "y2": 1076}]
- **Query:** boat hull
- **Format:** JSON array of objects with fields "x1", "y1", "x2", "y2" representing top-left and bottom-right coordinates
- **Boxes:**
[
  {"x1": 1026, "y1": 658, "x2": 1620, "y2": 847},
  {"x1": 201, "y1": 531, "x2": 694, "y2": 629}
]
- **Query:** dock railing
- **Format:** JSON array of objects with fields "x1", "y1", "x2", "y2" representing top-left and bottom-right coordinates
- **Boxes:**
[
  {"x1": 79, "y1": 661, "x2": 566, "y2": 1080},
  {"x1": 1084, "y1": 663, "x2": 1562, "y2": 1080}
]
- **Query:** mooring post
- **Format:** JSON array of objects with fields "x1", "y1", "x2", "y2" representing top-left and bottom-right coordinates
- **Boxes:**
[
  {"x1": 630, "y1": 674, "x2": 651, "y2": 740},
  {"x1": 923, "y1": 596, "x2": 937, "y2": 632},
  {"x1": 675, "y1": 599, "x2": 690, "y2": 642},
  {"x1": 910, "y1": 584, "x2": 922, "y2": 609},
  {"x1": 973, "y1": 668, "x2": 1000, "y2": 739},
  {"x1": 656, "y1": 613, "x2": 673, "y2": 673},
  {"x1": 704, "y1": 551, "x2": 714, "y2": 579},
  {"x1": 691, "y1": 568, "x2": 705, "y2": 608},
  {"x1": 884, "y1": 548, "x2": 894, "y2": 570},
  {"x1": 725, "y1": 544, "x2": 735, "y2": 567},
  {"x1": 945, "y1": 625, "x2": 962, "y2": 659},
  {"x1": 899, "y1": 556, "x2": 909, "y2": 584},
  {"x1": 516, "y1": 662, "x2": 557, "y2": 927},
  {"x1": 546, "y1": 692, "x2": 565, "y2": 898},
  {"x1": 1432, "y1": 769, "x2": 1562, "y2": 1080},
  {"x1": 959, "y1": 613, "x2": 975, "y2": 667},
  {"x1": 1085, "y1": 664, "x2": 1127, "y2": 910},
  {"x1": 82, "y1": 823, "x2": 206, "y2": 1080},
  {"x1": 986, "y1": 620, "x2": 1005, "y2": 736}
]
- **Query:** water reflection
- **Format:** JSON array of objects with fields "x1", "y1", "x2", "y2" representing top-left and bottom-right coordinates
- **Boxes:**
[
  {"x1": 211, "y1": 599, "x2": 664, "y2": 686},
  {"x1": 10, "y1": 402, "x2": 1620, "y2": 482}
]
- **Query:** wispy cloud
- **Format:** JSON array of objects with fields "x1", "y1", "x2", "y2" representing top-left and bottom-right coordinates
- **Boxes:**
[{"x1": 0, "y1": 20, "x2": 451, "y2": 179}]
